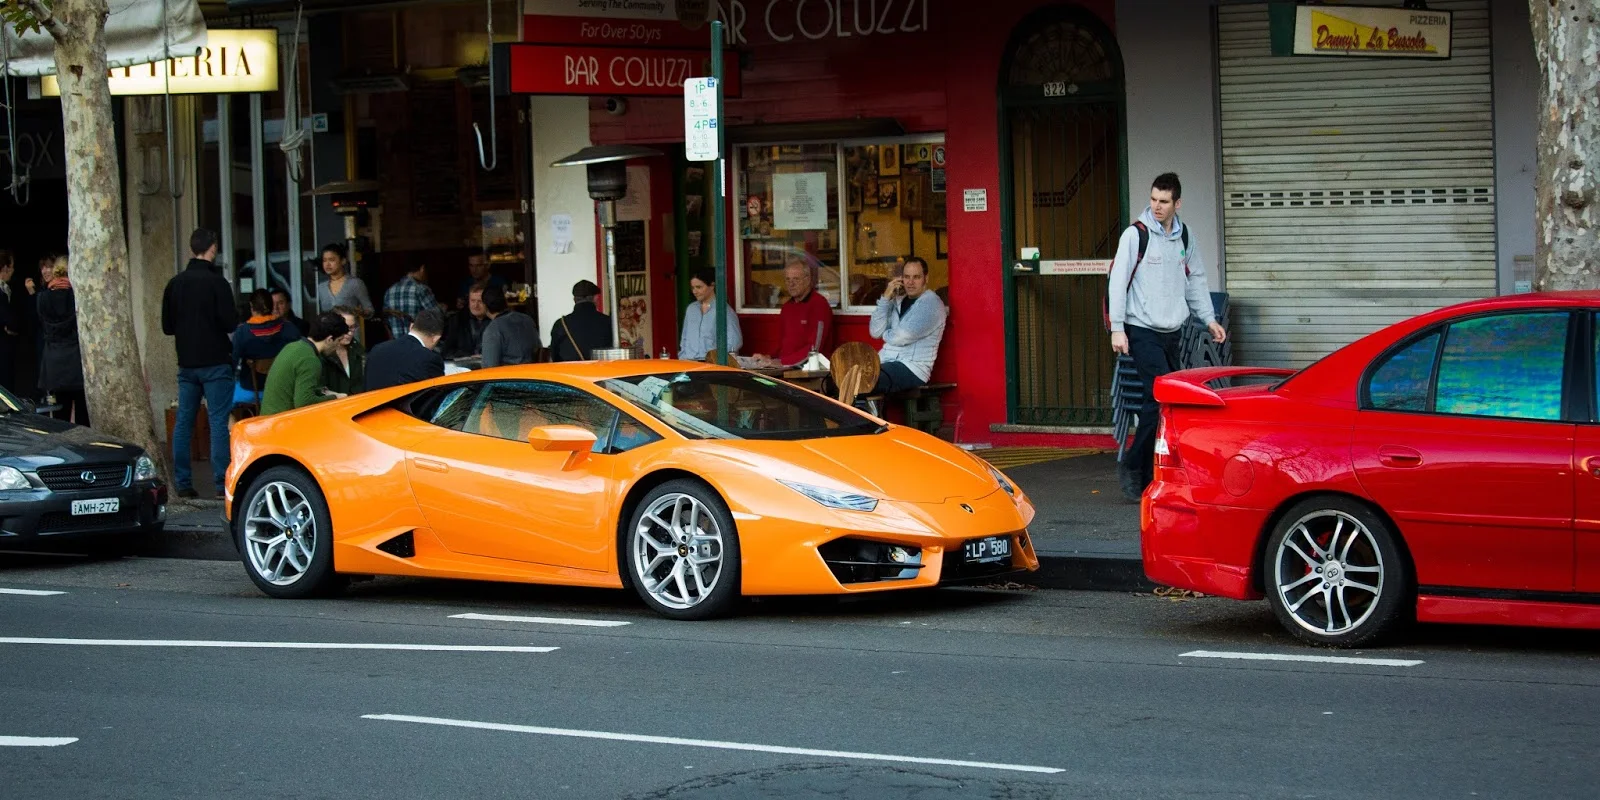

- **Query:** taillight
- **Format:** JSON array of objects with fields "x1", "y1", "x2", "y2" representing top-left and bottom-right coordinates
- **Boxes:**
[{"x1": 1154, "y1": 409, "x2": 1180, "y2": 470}]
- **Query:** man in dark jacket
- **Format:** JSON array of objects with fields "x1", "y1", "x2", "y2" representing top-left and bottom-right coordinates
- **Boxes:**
[
  {"x1": 442, "y1": 285, "x2": 491, "y2": 359},
  {"x1": 548, "y1": 280, "x2": 613, "y2": 361},
  {"x1": 161, "y1": 229, "x2": 239, "y2": 498},
  {"x1": 365, "y1": 308, "x2": 446, "y2": 392}
]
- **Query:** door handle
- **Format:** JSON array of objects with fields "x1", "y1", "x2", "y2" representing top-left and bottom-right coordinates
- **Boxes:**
[
  {"x1": 412, "y1": 458, "x2": 448, "y2": 473},
  {"x1": 1377, "y1": 445, "x2": 1423, "y2": 468},
  {"x1": 1582, "y1": 456, "x2": 1600, "y2": 479}
]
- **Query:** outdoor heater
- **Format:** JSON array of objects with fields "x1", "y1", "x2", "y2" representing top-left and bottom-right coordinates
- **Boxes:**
[{"x1": 551, "y1": 144, "x2": 661, "y2": 352}]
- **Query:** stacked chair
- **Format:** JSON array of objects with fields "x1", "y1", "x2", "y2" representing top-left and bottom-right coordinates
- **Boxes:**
[{"x1": 1111, "y1": 292, "x2": 1231, "y2": 463}]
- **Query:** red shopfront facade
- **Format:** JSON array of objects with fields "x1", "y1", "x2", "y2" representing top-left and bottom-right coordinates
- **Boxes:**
[{"x1": 537, "y1": 0, "x2": 1125, "y2": 446}]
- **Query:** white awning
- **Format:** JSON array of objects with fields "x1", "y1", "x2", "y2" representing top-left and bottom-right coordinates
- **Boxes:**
[{"x1": 2, "y1": 0, "x2": 206, "y2": 77}]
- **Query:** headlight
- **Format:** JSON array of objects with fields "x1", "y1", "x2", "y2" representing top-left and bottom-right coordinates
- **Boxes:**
[
  {"x1": 778, "y1": 480, "x2": 878, "y2": 512},
  {"x1": 134, "y1": 455, "x2": 158, "y2": 482},
  {"x1": 983, "y1": 461, "x2": 1017, "y2": 498},
  {"x1": 0, "y1": 465, "x2": 31, "y2": 491}
]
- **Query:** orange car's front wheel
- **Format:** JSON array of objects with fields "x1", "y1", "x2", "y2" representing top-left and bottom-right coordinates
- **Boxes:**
[
  {"x1": 625, "y1": 479, "x2": 741, "y2": 620},
  {"x1": 236, "y1": 466, "x2": 345, "y2": 600}
]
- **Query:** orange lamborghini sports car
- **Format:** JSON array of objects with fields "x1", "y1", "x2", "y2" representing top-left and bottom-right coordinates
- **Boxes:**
[{"x1": 223, "y1": 361, "x2": 1038, "y2": 619}]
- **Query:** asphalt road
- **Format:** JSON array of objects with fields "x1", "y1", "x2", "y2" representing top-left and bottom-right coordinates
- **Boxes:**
[{"x1": 1, "y1": 555, "x2": 1597, "y2": 799}]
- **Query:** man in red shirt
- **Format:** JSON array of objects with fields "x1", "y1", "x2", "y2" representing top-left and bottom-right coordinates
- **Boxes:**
[{"x1": 752, "y1": 257, "x2": 833, "y2": 367}]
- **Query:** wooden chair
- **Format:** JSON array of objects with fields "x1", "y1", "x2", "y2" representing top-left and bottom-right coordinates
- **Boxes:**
[
  {"x1": 231, "y1": 357, "x2": 274, "y2": 423},
  {"x1": 830, "y1": 342, "x2": 879, "y2": 410}
]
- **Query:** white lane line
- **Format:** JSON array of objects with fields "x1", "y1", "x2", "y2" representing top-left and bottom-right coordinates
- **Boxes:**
[
  {"x1": 449, "y1": 613, "x2": 631, "y2": 628},
  {"x1": 1180, "y1": 650, "x2": 1423, "y2": 667},
  {"x1": 0, "y1": 638, "x2": 557, "y2": 653},
  {"x1": 0, "y1": 736, "x2": 78, "y2": 747},
  {"x1": 363, "y1": 714, "x2": 1064, "y2": 775},
  {"x1": 0, "y1": 588, "x2": 67, "y2": 596}
]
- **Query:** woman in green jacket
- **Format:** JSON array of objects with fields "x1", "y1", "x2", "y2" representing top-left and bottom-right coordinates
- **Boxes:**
[
  {"x1": 322, "y1": 306, "x2": 367, "y2": 397},
  {"x1": 260, "y1": 312, "x2": 349, "y2": 416}
]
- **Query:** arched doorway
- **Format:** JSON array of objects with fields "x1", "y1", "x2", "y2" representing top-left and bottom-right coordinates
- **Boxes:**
[{"x1": 999, "y1": 7, "x2": 1126, "y2": 427}]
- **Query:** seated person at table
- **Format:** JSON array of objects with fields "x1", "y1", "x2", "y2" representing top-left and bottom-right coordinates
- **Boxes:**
[
  {"x1": 480, "y1": 286, "x2": 541, "y2": 368},
  {"x1": 365, "y1": 308, "x2": 446, "y2": 392},
  {"x1": 549, "y1": 280, "x2": 613, "y2": 361},
  {"x1": 869, "y1": 257, "x2": 946, "y2": 394},
  {"x1": 678, "y1": 268, "x2": 741, "y2": 361},
  {"x1": 442, "y1": 286, "x2": 490, "y2": 359},
  {"x1": 322, "y1": 305, "x2": 366, "y2": 396},
  {"x1": 231, "y1": 289, "x2": 299, "y2": 404},
  {"x1": 260, "y1": 312, "x2": 349, "y2": 415},
  {"x1": 749, "y1": 257, "x2": 832, "y2": 368}
]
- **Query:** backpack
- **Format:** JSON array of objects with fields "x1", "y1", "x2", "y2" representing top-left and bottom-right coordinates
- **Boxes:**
[{"x1": 1102, "y1": 220, "x2": 1190, "y2": 332}]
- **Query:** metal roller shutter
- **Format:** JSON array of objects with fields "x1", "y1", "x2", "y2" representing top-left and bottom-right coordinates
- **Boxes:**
[{"x1": 1217, "y1": 0, "x2": 1496, "y2": 367}]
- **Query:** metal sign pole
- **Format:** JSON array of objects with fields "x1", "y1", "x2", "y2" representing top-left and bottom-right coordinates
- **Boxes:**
[{"x1": 710, "y1": 20, "x2": 728, "y2": 367}]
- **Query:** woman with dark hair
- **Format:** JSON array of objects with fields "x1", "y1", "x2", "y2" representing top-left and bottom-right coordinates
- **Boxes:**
[
  {"x1": 315, "y1": 243, "x2": 373, "y2": 316},
  {"x1": 321, "y1": 305, "x2": 367, "y2": 396},
  {"x1": 677, "y1": 267, "x2": 742, "y2": 361},
  {"x1": 36, "y1": 255, "x2": 88, "y2": 425}
]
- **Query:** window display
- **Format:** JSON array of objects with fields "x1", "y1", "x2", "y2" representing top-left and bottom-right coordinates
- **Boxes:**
[{"x1": 734, "y1": 137, "x2": 948, "y2": 314}]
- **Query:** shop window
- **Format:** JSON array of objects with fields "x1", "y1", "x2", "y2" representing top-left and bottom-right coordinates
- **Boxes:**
[
  {"x1": 736, "y1": 143, "x2": 842, "y2": 310},
  {"x1": 734, "y1": 137, "x2": 948, "y2": 314}
]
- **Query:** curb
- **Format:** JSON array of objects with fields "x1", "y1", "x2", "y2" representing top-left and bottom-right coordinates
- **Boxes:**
[
  {"x1": 1032, "y1": 552, "x2": 1154, "y2": 593},
  {"x1": 147, "y1": 526, "x2": 1157, "y2": 592}
]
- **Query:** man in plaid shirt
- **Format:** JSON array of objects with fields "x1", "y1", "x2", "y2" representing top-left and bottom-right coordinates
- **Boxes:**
[{"x1": 382, "y1": 264, "x2": 442, "y2": 341}]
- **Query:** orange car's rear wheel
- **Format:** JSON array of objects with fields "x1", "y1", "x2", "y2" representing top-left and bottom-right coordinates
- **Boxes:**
[
  {"x1": 626, "y1": 479, "x2": 741, "y2": 620},
  {"x1": 236, "y1": 466, "x2": 345, "y2": 599}
]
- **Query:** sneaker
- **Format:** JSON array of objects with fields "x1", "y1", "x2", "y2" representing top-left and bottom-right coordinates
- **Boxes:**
[
  {"x1": 175, "y1": 487, "x2": 198, "y2": 499},
  {"x1": 1117, "y1": 462, "x2": 1143, "y2": 502}
]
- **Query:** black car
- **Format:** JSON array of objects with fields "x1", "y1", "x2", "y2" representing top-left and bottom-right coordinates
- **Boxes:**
[{"x1": 0, "y1": 387, "x2": 166, "y2": 552}]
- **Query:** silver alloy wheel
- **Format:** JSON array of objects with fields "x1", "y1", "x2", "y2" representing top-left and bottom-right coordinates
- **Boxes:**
[
  {"x1": 243, "y1": 481, "x2": 317, "y2": 587},
  {"x1": 632, "y1": 492, "x2": 725, "y2": 610},
  {"x1": 1273, "y1": 510, "x2": 1385, "y2": 636}
]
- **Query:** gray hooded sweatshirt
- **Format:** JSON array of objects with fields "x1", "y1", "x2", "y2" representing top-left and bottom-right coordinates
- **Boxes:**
[{"x1": 1107, "y1": 207, "x2": 1216, "y2": 334}]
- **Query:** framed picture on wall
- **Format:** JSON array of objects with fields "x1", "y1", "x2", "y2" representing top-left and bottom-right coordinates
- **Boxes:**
[
  {"x1": 924, "y1": 189, "x2": 947, "y2": 230},
  {"x1": 902, "y1": 173, "x2": 924, "y2": 220},
  {"x1": 878, "y1": 144, "x2": 900, "y2": 177},
  {"x1": 847, "y1": 181, "x2": 863, "y2": 213},
  {"x1": 878, "y1": 179, "x2": 899, "y2": 210}
]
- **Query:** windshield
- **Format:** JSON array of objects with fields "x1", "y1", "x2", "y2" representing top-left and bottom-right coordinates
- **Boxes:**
[{"x1": 599, "y1": 371, "x2": 882, "y2": 441}]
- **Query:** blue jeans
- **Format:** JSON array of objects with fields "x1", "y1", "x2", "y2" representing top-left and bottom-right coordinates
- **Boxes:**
[{"x1": 174, "y1": 364, "x2": 235, "y2": 490}]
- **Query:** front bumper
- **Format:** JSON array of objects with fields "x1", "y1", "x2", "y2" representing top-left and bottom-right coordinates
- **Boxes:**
[
  {"x1": 1140, "y1": 479, "x2": 1265, "y2": 600},
  {"x1": 739, "y1": 489, "x2": 1041, "y2": 595},
  {"x1": 0, "y1": 483, "x2": 168, "y2": 542}
]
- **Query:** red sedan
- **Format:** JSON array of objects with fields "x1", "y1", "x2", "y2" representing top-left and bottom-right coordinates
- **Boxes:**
[{"x1": 1143, "y1": 291, "x2": 1599, "y2": 646}]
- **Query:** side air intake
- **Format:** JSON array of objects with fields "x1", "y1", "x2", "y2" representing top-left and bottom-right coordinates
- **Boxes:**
[{"x1": 376, "y1": 531, "x2": 416, "y2": 558}]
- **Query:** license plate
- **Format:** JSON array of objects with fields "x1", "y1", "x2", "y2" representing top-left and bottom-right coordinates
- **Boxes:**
[
  {"x1": 70, "y1": 498, "x2": 120, "y2": 516},
  {"x1": 962, "y1": 535, "x2": 1011, "y2": 564}
]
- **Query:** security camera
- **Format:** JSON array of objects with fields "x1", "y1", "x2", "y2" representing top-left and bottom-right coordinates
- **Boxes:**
[{"x1": 604, "y1": 97, "x2": 628, "y2": 116}]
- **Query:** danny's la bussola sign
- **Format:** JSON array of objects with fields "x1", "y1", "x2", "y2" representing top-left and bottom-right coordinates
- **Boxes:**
[{"x1": 1290, "y1": 4, "x2": 1452, "y2": 59}]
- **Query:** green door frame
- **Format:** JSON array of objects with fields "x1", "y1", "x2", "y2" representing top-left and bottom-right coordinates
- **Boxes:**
[{"x1": 997, "y1": 5, "x2": 1130, "y2": 425}]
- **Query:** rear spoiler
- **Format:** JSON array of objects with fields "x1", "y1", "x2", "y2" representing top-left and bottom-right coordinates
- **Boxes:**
[{"x1": 1152, "y1": 367, "x2": 1298, "y2": 408}]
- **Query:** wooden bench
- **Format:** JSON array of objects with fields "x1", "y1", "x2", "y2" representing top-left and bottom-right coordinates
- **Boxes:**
[{"x1": 860, "y1": 382, "x2": 956, "y2": 435}]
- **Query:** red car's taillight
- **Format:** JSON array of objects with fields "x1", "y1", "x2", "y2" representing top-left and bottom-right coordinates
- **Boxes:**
[{"x1": 1154, "y1": 409, "x2": 1180, "y2": 471}]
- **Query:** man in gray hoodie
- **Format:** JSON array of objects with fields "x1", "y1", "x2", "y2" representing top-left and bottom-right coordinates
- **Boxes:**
[{"x1": 1107, "y1": 172, "x2": 1227, "y2": 500}]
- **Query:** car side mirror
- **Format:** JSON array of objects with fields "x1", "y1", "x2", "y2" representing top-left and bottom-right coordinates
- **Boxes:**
[{"x1": 528, "y1": 425, "x2": 597, "y2": 468}]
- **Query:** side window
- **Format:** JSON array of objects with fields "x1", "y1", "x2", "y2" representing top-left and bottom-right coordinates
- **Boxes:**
[
  {"x1": 1366, "y1": 332, "x2": 1441, "y2": 412},
  {"x1": 1434, "y1": 313, "x2": 1570, "y2": 421},
  {"x1": 408, "y1": 385, "x2": 479, "y2": 432},
  {"x1": 462, "y1": 381, "x2": 656, "y2": 454}
]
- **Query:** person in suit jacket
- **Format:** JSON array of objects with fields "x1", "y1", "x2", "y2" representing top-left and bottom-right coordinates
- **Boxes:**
[
  {"x1": 548, "y1": 280, "x2": 613, "y2": 362},
  {"x1": 364, "y1": 307, "x2": 446, "y2": 392}
]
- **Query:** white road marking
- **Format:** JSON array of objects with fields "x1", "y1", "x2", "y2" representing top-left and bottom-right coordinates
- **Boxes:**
[
  {"x1": 0, "y1": 588, "x2": 66, "y2": 596},
  {"x1": 449, "y1": 613, "x2": 631, "y2": 628},
  {"x1": 0, "y1": 638, "x2": 557, "y2": 653},
  {"x1": 1180, "y1": 650, "x2": 1423, "y2": 667},
  {"x1": 0, "y1": 736, "x2": 77, "y2": 747},
  {"x1": 362, "y1": 714, "x2": 1065, "y2": 775}
]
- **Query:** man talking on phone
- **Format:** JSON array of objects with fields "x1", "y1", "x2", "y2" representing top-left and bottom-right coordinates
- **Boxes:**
[
  {"x1": 1107, "y1": 172, "x2": 1226, "y2": 502},
  {"x1": 869, "y1": 257, "x2": 946, "y2": 393}
]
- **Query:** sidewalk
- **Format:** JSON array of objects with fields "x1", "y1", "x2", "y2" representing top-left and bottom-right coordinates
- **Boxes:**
[{"x1": 156, "y1": 449, "x2": 1152, "y2": 592}]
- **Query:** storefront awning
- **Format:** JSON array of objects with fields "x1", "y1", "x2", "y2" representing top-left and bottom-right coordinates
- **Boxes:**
[{"x1": 2, "y1": 0, "x2": 206, "y2": 77}]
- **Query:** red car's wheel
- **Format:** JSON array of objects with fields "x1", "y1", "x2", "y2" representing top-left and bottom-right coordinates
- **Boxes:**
[{"x1": 1265, "y1": 497, "x2": 1409, "y2": 647}]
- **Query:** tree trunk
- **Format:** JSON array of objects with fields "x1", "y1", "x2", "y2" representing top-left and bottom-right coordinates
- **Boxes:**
[
  {"x1": 48, "y1": 0, "x2": 171, "y2": 481},
  {"x1": 1530, "y1": 0, "x2": 1600, "y2": 291}
]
